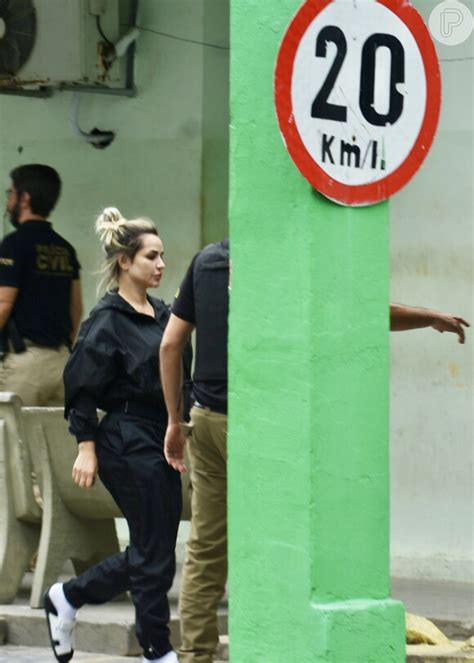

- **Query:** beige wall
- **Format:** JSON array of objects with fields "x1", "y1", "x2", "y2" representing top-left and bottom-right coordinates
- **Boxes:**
[
  {"x1": 0, "y1": 0, "x2": 229, "y2": 313},
  {"x1": 390, "y1": 2, "x2": 473, "y2": 582}
]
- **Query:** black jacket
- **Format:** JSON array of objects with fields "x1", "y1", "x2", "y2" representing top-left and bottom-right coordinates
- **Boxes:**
[{"x1": 64, "y1": 292, "x2": 191, "y2": 443}]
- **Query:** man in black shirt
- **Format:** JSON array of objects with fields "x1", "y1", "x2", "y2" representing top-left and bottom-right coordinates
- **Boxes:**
[
  {"x1": 0, "y1": 164, "x2": 82, "y2": 405},
  {"x1": 160, "y1": 239, "x2": 229, "y2": 663}
]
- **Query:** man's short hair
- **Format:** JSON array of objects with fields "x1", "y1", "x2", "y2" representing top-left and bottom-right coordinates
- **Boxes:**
[{"x1": 10, "y1": 164, "x2": 62, "y2": 217}]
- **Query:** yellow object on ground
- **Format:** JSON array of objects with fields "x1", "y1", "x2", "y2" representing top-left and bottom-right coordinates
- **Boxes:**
[{"x1": 406, "y1": 612, "x2": 451, "y2": 645}]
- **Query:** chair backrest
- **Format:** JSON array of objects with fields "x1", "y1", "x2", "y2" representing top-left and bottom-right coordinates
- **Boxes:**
[
  {"x1": 22, "y1": 408, "x2": 122, "y2": 519},
  {"x1": 0, "y1": 393, "x2": 42, "y2": 523}
]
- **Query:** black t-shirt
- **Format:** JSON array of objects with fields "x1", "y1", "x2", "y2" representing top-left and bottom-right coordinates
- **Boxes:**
[
  {"x1": 0, "y1": 220, "x2": 80, "y2": 346},
  {"x1": 172, "y1": 239, "x2": 229, "y2": 413}
]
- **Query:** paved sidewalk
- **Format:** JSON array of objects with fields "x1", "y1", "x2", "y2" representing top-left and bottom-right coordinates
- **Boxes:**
[
  {"x1": 392, "y1": 577, "x2": 474, "y2": 639},
  {"x1": 0, "y1": 646, "x2": 140, "y2": 662},
  {"x1": 0, "y1": 646, "x2": 227, "y2": 663},
  {"x1": 407, "y1": 643, "x2": 474, "y2": 662}
]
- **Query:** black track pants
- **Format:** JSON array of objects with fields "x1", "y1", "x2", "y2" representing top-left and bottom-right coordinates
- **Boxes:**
[{"x1": 63, "y1": 413, "x2": 182, "y2": 659}]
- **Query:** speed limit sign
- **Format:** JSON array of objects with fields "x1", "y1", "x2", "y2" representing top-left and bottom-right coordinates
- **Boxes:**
[{"x1": 274, "y1": 0, "x2": 441, "y2": 206}]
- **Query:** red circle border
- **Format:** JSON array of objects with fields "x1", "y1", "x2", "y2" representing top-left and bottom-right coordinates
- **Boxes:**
[{"x1": 274, "y1": 0, "x2": 441, "y2": 206}]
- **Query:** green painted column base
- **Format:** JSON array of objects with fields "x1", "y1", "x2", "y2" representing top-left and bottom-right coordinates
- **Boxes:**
[{"x1": 310, "y1": 598, "x2": 406, "y2": 663}]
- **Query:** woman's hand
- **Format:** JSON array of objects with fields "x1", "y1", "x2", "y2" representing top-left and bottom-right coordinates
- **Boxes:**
[{"x1": 72, "y1": 441, "x2": 98, "y2": 489}]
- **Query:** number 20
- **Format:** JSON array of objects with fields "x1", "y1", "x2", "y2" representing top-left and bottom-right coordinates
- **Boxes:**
[{"x1": 311, "y1": 26, "x2": 405, "y2": 127}]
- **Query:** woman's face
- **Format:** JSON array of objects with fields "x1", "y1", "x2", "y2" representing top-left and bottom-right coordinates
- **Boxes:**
[{"x1": 120, "y1": 233, "x2": 165, "y2": 289}]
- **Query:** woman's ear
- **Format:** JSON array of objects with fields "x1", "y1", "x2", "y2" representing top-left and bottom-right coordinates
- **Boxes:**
[{"x1": 117, "y1": 253, "x2": 130, "y2": 271}]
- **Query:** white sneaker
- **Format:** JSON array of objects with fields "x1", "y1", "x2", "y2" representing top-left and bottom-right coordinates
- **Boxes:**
[
  {"x1": 44, "y1": 589, "x2": 75, "y2": 662},
  {"x1": 142, "y1": 651, "x2": 179, "y2": 663}
]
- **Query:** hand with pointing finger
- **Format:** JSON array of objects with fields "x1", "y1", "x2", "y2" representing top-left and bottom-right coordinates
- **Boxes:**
[{"x1": 431, "y1": 314, "x2": 470, "y2": 344}]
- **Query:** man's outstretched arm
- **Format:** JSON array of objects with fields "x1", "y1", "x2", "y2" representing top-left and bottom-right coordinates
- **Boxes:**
[
  {"x1": 160, "y1": 313, "x2": 194, "y2": 472},
  {"x1": 390, "y1": 304, "x2": 470, "y2": 344}
]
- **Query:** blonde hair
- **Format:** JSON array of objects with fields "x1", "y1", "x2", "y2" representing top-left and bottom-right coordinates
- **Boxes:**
[{"x1": 95, "y1": 207, "x2": 158, "y2": 293}]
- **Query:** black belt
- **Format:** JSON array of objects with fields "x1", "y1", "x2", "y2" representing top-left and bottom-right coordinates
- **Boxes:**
[
  {"x1": 194, "y1": 400, "x2": 227, "y2": 415},
  {"x1": 110, "y1": 401, "x2": 166, "y2": 422},
  {"x1": 23, "y1": 338, "x2": 70, "y2": 350}
]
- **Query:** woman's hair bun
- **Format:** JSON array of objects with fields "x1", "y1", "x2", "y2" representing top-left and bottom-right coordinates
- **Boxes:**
[{"x1": 96, "y1": 207, "x2": 127, "y2": 245}]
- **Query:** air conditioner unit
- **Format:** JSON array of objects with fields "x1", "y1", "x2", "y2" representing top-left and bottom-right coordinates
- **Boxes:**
[{"x1": 0, "y1": 0, "x2": 135, "y2": 94}]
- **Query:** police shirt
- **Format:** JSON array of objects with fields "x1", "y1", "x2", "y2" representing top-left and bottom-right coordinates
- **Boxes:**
[
  {"x1": 172, "y1": 239, "x2": 229, "y2": 413},
  {"x1": 0, "y1": 220, "x2": 80, "y2": 346}
]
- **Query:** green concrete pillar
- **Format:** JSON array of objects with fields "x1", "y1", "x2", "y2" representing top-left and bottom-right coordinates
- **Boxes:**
[{"x1": 228, "y1": 2, "x2": 405, "y2": 662}]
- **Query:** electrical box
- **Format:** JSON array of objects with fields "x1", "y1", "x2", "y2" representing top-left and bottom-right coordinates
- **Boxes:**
[{"x1": 0, "y1": 0, "x2": 134, "y2": 94}]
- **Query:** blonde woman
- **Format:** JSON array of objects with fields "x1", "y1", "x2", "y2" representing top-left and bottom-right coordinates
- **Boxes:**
[{"x1": 44, "y1": 208, "x2": 189, "y2": 663}]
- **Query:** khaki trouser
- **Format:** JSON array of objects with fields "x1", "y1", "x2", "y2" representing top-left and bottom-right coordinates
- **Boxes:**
[
  {"x1": 178, "y1": 405, "x2": 227, "y2": 663},
  {"x1": 0, "y1": 343, "x2": 69, "y2": 406}
]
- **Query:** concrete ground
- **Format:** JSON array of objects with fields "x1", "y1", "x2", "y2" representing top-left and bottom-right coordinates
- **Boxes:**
[
  {"x1": 392, "y1": 577, "x2": 474, "y2": 640},
  {"x1": 406, "y1": 643, "x2": 474, "y2": 663},
  {"x1": 0, "y1": 647, "x2": 228, "y2": 662},
  {"x1": 0, "y1": 645, "x2": 473, "y2": 663},
  {"x1": 0, "y1": 645, "x2": 141, "y2": 662}
]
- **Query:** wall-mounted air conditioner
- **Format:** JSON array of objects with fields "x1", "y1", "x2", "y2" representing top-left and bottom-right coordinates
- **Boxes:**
[{"x1": 0, "y1": 0, "x2": 137, "y2": 95}]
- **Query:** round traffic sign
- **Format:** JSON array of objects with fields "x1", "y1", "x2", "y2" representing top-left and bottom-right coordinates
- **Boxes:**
[{"x1": 274, "y1": 0, "x2": 441, "y2": 206}]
